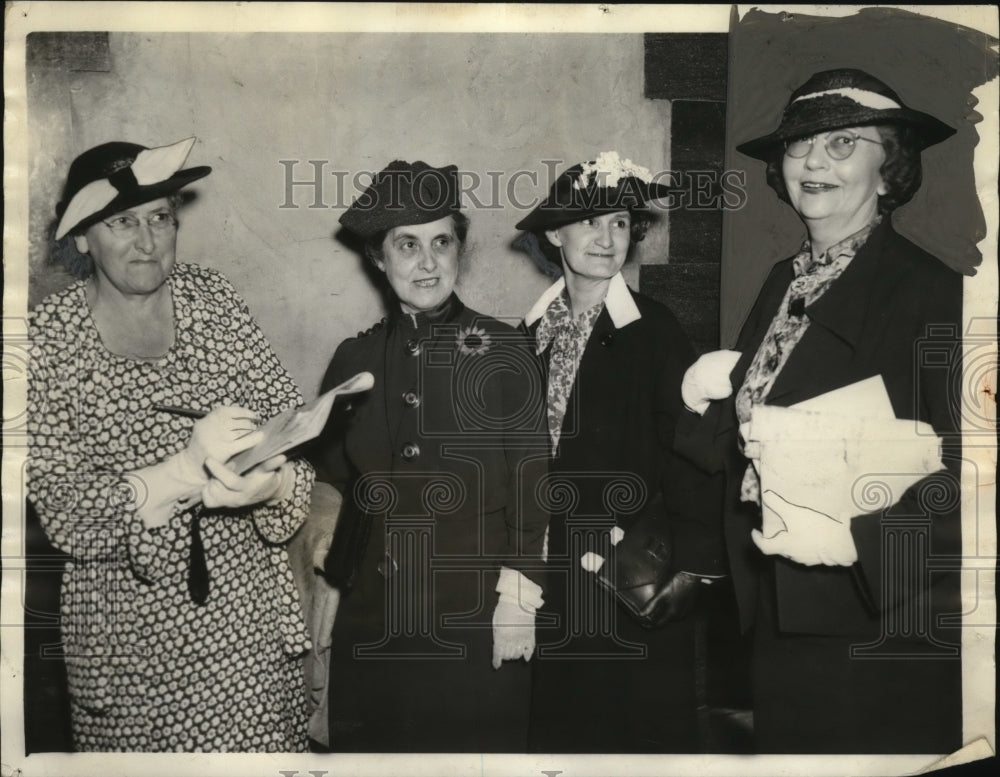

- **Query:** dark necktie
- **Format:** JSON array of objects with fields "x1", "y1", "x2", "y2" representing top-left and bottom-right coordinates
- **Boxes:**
[{"x1": 188, "y1": 513, "x2": 209, "y2": 605}]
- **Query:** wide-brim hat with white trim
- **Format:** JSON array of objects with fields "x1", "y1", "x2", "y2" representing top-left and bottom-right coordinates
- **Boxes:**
[
  {"x1": 54, "y1": 137, "x2": 211, "y2": 239},
  {"x1": 514, "y1": 152, "x2": 671, "y2": 232},
  {"x1": 736, "y1": 68, "x2": 955, "y2": 161}
]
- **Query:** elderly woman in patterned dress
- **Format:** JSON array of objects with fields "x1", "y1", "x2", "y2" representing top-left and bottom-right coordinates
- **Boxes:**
[{"x1": 27, "y1": 138, "x2": 315, "y2": 751}]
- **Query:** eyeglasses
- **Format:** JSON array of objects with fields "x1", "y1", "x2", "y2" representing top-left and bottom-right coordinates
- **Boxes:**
[
  {"x1": 101, "y1": 210, "x2": 177, "y2": 236},
  {"x1": 784, "y1": 130, "x2": 884, "y2": 161}
]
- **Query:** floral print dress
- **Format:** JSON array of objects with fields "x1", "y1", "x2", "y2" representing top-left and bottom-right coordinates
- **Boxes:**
[{"x1": 27, "y1": 263, "x2": 314, "y2": 752}]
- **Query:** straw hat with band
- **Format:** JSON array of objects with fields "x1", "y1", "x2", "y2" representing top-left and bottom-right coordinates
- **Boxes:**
[
  {"x1": 515, "y1": 152, "x2": 672, "y2": 232},
  {"x1": 736, "y1": 68, "x2": 955, "y2": 161},
  {"x1": 55, "y1": 137, "x2": 211, "y2": 240},
  {"x1": 339, "y1": 160, "x2": 462, "y2": 239}
]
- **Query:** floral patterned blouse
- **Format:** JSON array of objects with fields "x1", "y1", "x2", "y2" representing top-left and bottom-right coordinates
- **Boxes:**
[
  {"x1": 27, "y1": 263, "x2": 315, "y2": 752},
  {"x1": 735, "y1": 217, "x2": 880, "y2": 503},
  {"x1": 535, "y1": 289, "x2": 604, "y2": 453}
]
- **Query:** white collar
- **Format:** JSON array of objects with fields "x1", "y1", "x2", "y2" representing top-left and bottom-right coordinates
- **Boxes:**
[{"x1": 523, "y1": 272, "x2": 641, "y2": 329}]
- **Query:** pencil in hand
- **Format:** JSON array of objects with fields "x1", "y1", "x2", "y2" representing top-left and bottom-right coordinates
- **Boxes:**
[{"x1": 153, "y1": 404, "x2": 208, "y2": 419}]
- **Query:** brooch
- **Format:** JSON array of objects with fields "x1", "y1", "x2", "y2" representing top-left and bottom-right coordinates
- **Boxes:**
[{"x1": 456, "y1": 325, "x2": 491, "y2": 356}]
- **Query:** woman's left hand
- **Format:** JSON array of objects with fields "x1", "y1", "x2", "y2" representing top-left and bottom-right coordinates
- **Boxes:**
[
  {"x1": 638, "y1": 571, "x2": 702, "y2": 628},
  {"x1": 681, "y1": 349, "x2": 742, "y2": 415},
  {"x1": 752, "y1": 490, "x2": 858, "y2": 566},
  {"x1": 202, "y1": 454, "x2": 292, "y2": 509}
]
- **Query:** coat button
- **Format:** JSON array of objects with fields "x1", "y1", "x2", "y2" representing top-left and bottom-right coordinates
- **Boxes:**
[
  {"x1": 601, "y1": 333, "x2": 615, "y2": 346},
  {"x1": 405, "y1": 339, "x2": 421, "y2": 356},
  {"x1": 402, "y1": 390, "x2": 421, "y2": 408},
  {"x1": 401, "y1": 442, "x2": 421, "y2": 460}
]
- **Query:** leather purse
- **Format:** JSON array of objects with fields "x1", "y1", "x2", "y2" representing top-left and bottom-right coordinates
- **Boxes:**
[
  {"x1": 322, "y1": 499, "x2": 371, "y2": 592},
  {"x1": 594, "y1": 498, "x2": 674, "y2": 622}
]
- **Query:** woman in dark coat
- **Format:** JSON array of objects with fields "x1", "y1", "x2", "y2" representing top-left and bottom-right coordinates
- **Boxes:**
[
  {"x1": 677, "y1": 69, "x2": 964, "y2": 753},
  {"x1": 513, "y1": 153, "x2": 725, "y2": 753},
  {"x1": 308, "y1": 160, "x2": 549, "y2": 752}
]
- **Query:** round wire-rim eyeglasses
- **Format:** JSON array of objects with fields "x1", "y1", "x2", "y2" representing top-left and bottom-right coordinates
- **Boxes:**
[
  {"x1": 101, "y1": 211, "x2": 178, "y2": 235},
  {"x1": 784, "y1": 130, "x2": 884, "y2": 161}
]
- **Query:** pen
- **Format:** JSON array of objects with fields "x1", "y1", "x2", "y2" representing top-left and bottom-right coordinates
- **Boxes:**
[
  {"x1": 153, "y1": 405, "x2": 262, "y2": 434},
  {"x1": 153, "y1": 404, "x2": 208, "y2": 419}
]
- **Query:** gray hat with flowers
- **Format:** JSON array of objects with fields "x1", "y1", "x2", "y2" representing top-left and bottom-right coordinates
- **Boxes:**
[{"x1": 515, "y1": 152, "x2": 671, "y2": 231}]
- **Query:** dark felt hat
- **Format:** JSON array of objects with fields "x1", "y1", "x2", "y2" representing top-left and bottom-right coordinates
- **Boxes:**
[
  {"x1": 737, "y1": 68, "x2": 955, "y2": 161},
  {"x1": 55, "y1": 137, "x2": 211, "y2": 239},
  {"x1": 515, "y1": 153, "x2": 671, "y2": 232},
  {"x1": 339, "y1": 160, "x2": 462, "y2": 238}
]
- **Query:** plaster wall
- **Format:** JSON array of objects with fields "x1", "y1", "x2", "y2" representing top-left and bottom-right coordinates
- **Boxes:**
[{"x1": 28, "y1": 32, "x2": 672, "y2": 398}]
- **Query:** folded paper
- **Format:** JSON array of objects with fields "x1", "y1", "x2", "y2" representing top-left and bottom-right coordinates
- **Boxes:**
[
  {"x1": 745, "y1": 376, "x2": 943, "y2": 536},
  {"x1": 228, "y1": 371, "x2": 374, "y2": 474}
]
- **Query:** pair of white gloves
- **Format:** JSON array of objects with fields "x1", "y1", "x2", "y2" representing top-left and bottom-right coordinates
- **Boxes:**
[
  {"x1": 126, "y1": 406, "x2": 293, "y2": 529},
  {"x1": 681, "y1": 350, "x2": 857, "y2": 568}
]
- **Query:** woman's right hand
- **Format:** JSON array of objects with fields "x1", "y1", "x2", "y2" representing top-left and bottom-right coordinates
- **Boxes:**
[
  {"x1": 178, "y1": 406, "x2": 264, "y2": 480},
  {"x1": 130, "y1": 406, "x2": 265, "y2": 529},
  {"x1": 680, "y1": 349, "x2": 742, "y2": 415}
]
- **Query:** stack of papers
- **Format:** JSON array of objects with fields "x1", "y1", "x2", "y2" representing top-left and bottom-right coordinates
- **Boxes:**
[{"x1": 744, "y1": 376, "x2": 944, "y2": 536}]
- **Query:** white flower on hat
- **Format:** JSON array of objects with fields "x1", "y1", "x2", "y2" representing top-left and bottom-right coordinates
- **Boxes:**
[{"x1": 573, "y1": 151, "x2": 653, "y2": 191}]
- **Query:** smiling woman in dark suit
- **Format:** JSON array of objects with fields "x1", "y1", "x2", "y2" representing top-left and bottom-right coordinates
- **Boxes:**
[
  {"x1": 308, "y1": 160, "x2": 549, "y2": 753},
  {"x1": 677, "y1": 69, "x2": 964, "y2": 754},
  {"x1": 513, "y1": 153, "x2": 725, "y2": 753}
]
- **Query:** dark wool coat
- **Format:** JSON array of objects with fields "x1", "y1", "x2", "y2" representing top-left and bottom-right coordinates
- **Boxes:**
[
  {"x1": 676, "y1": 219, "x2": 964, "y2": 753},
  {"x1": 306, "y1": 294, "x2": 549, "y2": 753},
  {"x1": 525, "y1": 280, "x2": 725, "y2": 753}
]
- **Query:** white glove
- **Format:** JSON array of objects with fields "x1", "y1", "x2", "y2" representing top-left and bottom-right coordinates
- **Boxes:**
[
  {"x1": 181, "y1": 405, "x2": 264, "y2": 473},
  {"x1": 681, "y1": 349, "x2": 742, "y2": 415},
  {"x1": 202, "y1": 454, "x2": 292, "y2": 509},
  {"x1": 491, "y1": 566, "x2": 543, "y2": 669},
  {"x1": 751, "y1": 490, "x2": 858, "y2": 566},
  {"x1": 127, "y1": 406, "x2": 264, "y2": 528}
]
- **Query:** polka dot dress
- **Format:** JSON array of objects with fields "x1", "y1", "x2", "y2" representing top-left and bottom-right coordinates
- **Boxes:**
[{"x1": 27, "y1": 263, "x2": 315, "y2": 752}]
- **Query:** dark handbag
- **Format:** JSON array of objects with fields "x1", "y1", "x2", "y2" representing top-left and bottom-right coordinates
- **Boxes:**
[
  {"x1": 594, "y1": 497, "x2": 674, "y2": 622},
  {"x1": 322, "y1": 499, "x2": 371, "y2": 592}
]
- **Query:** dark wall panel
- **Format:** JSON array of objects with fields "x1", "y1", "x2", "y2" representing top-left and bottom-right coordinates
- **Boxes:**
[{"x1": 644, "y1": 33, "x2": 728, "y2": 101}]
